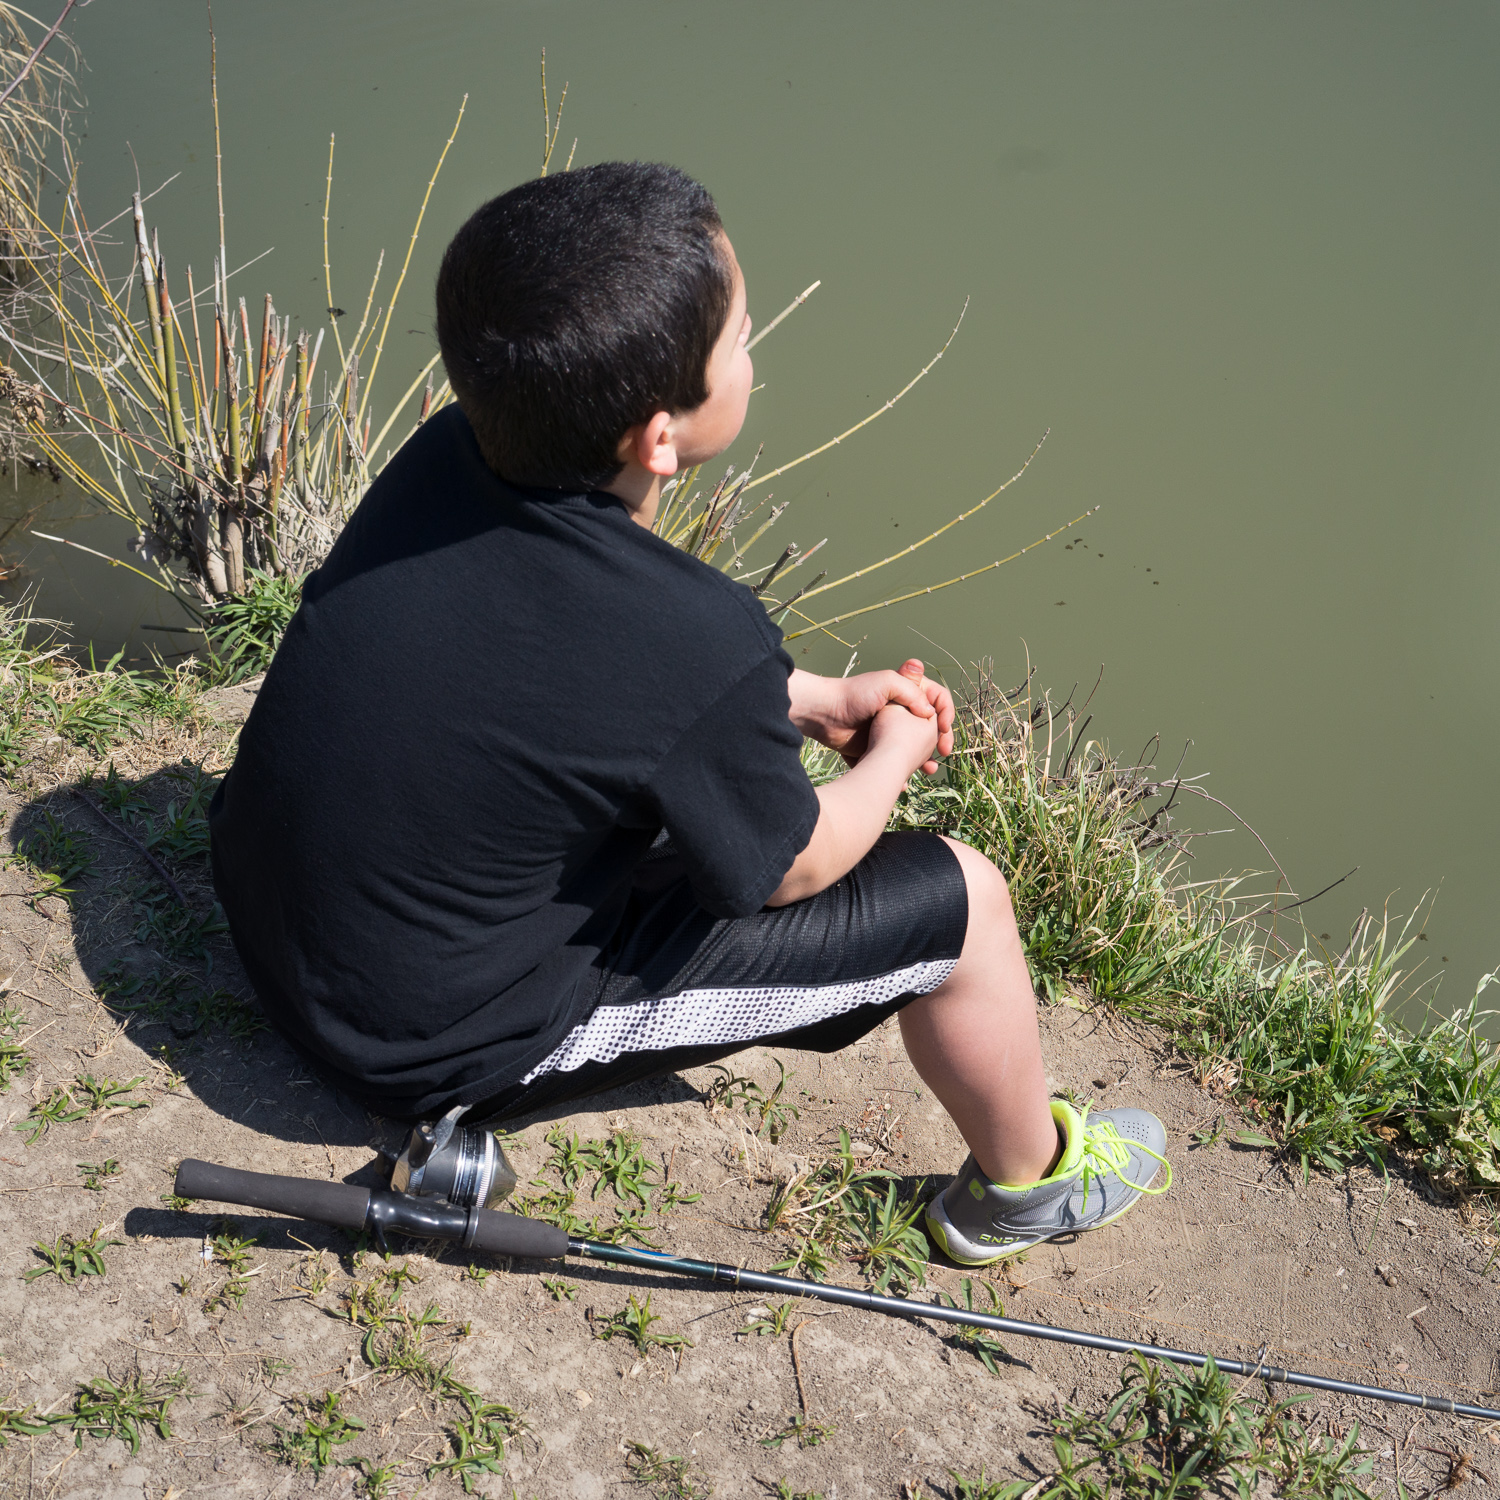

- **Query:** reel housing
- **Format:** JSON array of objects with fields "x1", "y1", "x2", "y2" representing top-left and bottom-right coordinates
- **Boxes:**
[{"x1": 390, "y1": 1104, "x2": 516, "y2": 1210}]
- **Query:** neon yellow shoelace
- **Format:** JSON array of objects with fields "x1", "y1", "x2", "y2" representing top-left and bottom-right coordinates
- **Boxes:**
[{"x1": 1075, "y1": 1108, "x2": 1173, "y2": 1213}]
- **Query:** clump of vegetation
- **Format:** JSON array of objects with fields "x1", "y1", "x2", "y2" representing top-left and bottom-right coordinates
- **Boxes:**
[
  {"x1": 936, "y1": 1277, "x2": 1010, "y2": 1375},
  {"x1": 9, "y1": 806, "x2": 92, "y2": 902},
  {"x1": 704, "y1": 1057, "x2": 800, "y2": 1141},
  {"x1": 766, "y1": 1127, "x2": 929, "y2": 1293},
  {"x1": 428, "y1": 1391, "x2": 530, "y2": 1494},
  {"x1": 951, "y1": 1352, "x2": 1374, "y2": 1499},
  {"x1": 881, "y1": 671, "x2": 1500, "y2": 1193},
  {"x1": 760, "y1": 1413, "x2": 837, "y2": 1450},
  {"x1": 0, "y1": 1004, "x2": 29, "y2": 1088},
  {"x1": 75, "y1": 1157, "x2": 121, "y2": 1191},
  {"x1": 513, "y1": 1124, "x2": 695, "y2": 1244},
  {"x1": 16, "y1": 1073, "x2": 148, "y2": 1143},
  {"x1": 624, "y1": 1439, "x2": 713, "y2": 1500},
  {"x1": 593, "y1": 1292, "x2": 693, "y2": 1356},
  {"x1": 24, "y1": 1224, "x2": 121, "y2": 1283},
  {"x1": 267, "y1": 1389, "x2": 364, "y2": 1473},
  {"x1": 0, "y1": 603, "x2": 210, "y2": 772},
  {"x1": 69, "y1": 1368, "x2": 193, "y2": 1455},
  {"x1": 203, "y1": 1220, "x2": 261, "y2": 1313}
]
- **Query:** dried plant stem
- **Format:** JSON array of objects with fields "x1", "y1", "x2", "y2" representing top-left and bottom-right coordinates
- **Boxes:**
[
  {"x1": 355, "y1": 93, "x2": 467, "y2": 433},
  {"x1": 795, "y1": 428, "x2": 1050, "y2": 606},
  {"x1": 784, "y1": 505, "x2": 1098, "y2": 640},
  {"x1": 0, "y1": 0, "x2": 75, "y2": 110},
  {"x1": 746, "y1": 280, "x2": 820, "y2": 352},
  {"x1": 745, "y1": 297, "x2": 968, "y2": 493}
]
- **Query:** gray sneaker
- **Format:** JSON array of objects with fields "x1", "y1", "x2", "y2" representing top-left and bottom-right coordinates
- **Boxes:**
[{"x1": 925, "y1": 1099, "x2": 1170, "y2": 1266}]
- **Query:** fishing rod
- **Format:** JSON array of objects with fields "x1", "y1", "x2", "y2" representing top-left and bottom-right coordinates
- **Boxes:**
[{"x1": 173, "y1": 1126, "x2": 1500, "y2": 1425}]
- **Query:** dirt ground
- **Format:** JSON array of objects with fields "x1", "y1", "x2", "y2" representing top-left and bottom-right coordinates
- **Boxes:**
[{"x1": 0, "y1": 682, "x2": 1496, "y2": 1499}]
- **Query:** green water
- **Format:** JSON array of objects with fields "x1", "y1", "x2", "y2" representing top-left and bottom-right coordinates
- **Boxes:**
[{"x1": 13, "y1": 1, "x2": 1500, "y2": 1021}]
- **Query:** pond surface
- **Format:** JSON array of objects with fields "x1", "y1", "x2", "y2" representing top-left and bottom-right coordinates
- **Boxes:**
[{"x1": 13, "y1": 0, "x2": 1500, "y2": 1025}]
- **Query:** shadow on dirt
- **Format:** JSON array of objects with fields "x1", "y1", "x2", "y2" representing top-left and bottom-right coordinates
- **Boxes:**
[{"x1": 10, "y1": 765, "x2": 717, "y2": 1162}]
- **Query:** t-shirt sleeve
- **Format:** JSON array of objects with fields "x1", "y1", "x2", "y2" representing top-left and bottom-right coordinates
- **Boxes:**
[{"x1": 646, "y1": 649, "x2": 820, "y2": 918}]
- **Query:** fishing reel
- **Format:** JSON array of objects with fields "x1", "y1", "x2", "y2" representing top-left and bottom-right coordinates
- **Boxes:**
[{"x1": 389, "y1": 1104, "x2": 517, "y2": 1211}]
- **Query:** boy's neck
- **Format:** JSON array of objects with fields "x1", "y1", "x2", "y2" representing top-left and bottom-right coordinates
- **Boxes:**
[{"x1": 601, "y1": 462, "x2": 662, "y2": 531}]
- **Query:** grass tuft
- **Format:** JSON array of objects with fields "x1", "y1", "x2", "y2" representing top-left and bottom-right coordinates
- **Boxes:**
[
  {"x1": 69, "y1": 1369, "x2": 193, "y2": 1455},
  {"x1": 267, "y1": 1389, "x2": 364, "y2": 1473},
  {"x1": 883, "y1": 669, "x2": 1500, "y2": 1193},
  {"x1": 950, "y1": 1351, "x2": 1375, "y2": 1499},
  {"x1": 24, "y1": 1224, "x2": 121, "y2": 1283}
]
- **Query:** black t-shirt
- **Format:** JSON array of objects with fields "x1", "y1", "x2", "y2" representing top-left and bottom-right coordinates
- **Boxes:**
[{"x1": 209, "y1": 405, "x2": 819, "y2": 1116}]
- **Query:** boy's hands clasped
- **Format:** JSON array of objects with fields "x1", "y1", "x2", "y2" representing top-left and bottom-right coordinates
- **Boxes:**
[
  {"x1": 788, "y1": 657, "x2": 954, "y2": 775},
  {"x1": 768, "y1": 658, "x2": 953, "y2": 905}
]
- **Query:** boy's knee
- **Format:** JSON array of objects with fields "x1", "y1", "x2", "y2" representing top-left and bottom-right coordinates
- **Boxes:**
[{"x1": 940, "y1": 836, "x2": 1012, "y2": 921}]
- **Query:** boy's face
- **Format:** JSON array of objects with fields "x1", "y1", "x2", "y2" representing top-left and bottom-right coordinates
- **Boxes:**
[{"x1": 669, "y1": 234, "x2": 753, "y2": 466}]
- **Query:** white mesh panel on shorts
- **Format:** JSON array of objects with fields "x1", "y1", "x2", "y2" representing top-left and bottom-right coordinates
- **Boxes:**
[{"x1": 521, "y1": 957, "x2": 956, "y2": 1084}]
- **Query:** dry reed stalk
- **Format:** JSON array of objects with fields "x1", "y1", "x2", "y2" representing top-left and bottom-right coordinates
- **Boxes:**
[{"x1": 0, "y1": 40, "x2": 465, "y2": 608}]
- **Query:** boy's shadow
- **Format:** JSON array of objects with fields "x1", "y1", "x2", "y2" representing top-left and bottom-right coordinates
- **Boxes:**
[
  {"x1": 12, "y1": 765, "x2": 712, "y2": 1163},
  {"x1": 12, "y1": 765, "x2": 371, "y2": 1150}
]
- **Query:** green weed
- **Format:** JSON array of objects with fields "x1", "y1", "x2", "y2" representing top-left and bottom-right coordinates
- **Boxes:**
[
  {"x1": 0, "y1": 1005, "x2": 28, "y2": 1089},
  {"x1": 847, "y1": 1177, "x2": 929, "y2": 1293},
  {"x1": 591, "y1": 1130, "x2": 654, "y2": 1205},
  {"x1": 428, "y1": 1391, "x2": 530, "y2": 1494},
  {"x1": 342, "y1": 1265, "x2": 469, "y2": 1390},
  {"x1": 623, "y1": 1439, "x2": 712, "y2": 1499},
  {"x1": 69, "y1": 1369, "x2": 192, "y2": 1454},
  {"x1": 16, "y1": 1074, "x2": 146, "y2": 1143},
  {"x1": 24, "y1": 1224, "x2": 120, "y2": 1283},
  {"x1": 544, "y1": 1125, "x2": 600, "y2": 1190},
  {"x1": 205, "y1": 569, "x2": 303, "y2": 684},
  {"x1": 955, "y1": 1352, "x2": 1377, "y2": 1500},
  {"x1": 936, "y1": 1277, "x2": 1009, "y2": 1375},
  {"x1": 765, "y1": 1485, "x2": 825, "y2": 1500},
  {"x1": 760, "y1": 1413, "x2": 836, "y2": 1450},
  {"x1": 600, "y1": 1206, "x2": 662, "y2": 1248},
  {"x1": 76, "y1": 1158, "x2": 121, "y2": 1191},
  {"x1": 73, "y1": 1073, "x2": 148, "y2": 1111},
  {"x1": 704, "y1": 1059, "x2": 801, "y2": 1142},
  {"x1": 10, "y1": 807, "x2": 92, "y2": 902},
  {"x1": 593, "y1": 1292, "x2": 693, "y2": 1356},
  {"x1": 132, "y1": 764, "x2": 216, "y2": 862},
  {"x1": 0, "y1": 1405, "x2": 59, "y2": 1444},
  {"x1": 267, "y1": 1389, "x2": 364, "y2": 1473},
  {"x1": 203, "y1": 1220, "x2": 261, "y2": 1312},
  {"x1": 740, "y1": 1300, "x2": 799, "y2": 1338},
  {"x1": 354, "y1": 1455, "x2": 402, "y2": 1498},
  {"x1": 131, "y1": 885, "x2": 228, "y2": 961},
  {"x1": 656, "y1": 1158, "x2": 703, "y2": 1210},
  {"x1": 541, "y1": 1276, "x2": 578, "y2": 1302},
  {"x1": 766, "y1": 1129, "x2": 926, "y2": 1289}
]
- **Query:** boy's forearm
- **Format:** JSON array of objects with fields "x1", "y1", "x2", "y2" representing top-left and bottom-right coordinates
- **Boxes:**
[{"x1": 764, "y1": 743, "x2": 911, "y2": 906}]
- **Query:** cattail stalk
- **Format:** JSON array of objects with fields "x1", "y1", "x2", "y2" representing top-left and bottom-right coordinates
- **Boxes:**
[
  {"x1": 131, "y1": 194, "x2": 166, "y2": 393},
  {"x1": 157, "y1": 267, "x2": 188, "y2": 461}
]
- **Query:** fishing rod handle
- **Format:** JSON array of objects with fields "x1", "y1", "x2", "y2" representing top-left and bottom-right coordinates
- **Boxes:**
[
  {"x1": 176, "y1": 1158, "x2": 369, "y2": 1228},
  {"x1": 174, "y1": 1158, "x2": 568, "y2": 1260}
]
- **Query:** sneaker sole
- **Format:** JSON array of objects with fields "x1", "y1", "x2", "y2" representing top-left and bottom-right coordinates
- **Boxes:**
[{"x1": 925, "y1": 1171, "x2": 1158, "y2": 1267}]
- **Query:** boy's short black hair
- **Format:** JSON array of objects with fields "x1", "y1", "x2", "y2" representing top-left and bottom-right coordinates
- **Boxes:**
[{"x1": 435, "y1": 161, "x2": 734, "y2": 490}]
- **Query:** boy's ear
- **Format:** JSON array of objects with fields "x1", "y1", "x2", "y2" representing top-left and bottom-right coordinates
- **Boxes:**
[{"x1": 620, "y1": 411, "x2": 678, "y2": 478}]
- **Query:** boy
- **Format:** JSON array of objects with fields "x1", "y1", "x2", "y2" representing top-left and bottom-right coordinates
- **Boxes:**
[{"x1": 209, "y1": 162, "x2": 1168, "y2": 1264}]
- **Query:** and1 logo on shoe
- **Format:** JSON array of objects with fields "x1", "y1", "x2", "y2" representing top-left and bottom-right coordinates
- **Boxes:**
[{"x1": 968, "y1": 1179, "x2": 985, "y2": 1201}]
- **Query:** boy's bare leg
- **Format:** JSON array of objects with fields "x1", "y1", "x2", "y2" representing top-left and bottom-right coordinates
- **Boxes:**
[{"x1": 898, "y1": 837, "x2": 1060, "y2": 1186}]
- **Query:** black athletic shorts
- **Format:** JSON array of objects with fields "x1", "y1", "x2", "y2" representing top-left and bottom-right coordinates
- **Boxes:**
[{"x1": 468, "y1": 830, "x2": 969, "y2": 1123}]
